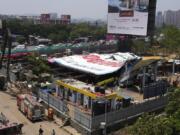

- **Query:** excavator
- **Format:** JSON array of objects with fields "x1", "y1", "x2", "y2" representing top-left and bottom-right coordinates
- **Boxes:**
[{"x1": 0, "y1": 20, "x2": 12, "y2": 90}]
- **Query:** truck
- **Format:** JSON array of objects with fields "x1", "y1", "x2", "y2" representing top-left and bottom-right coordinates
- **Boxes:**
[{"x1": 17, "y1": 94, "x2": 45, "y2": 121}]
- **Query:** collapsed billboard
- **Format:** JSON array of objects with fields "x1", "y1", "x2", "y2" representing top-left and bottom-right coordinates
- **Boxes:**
[
  {"x1": 108, "y1": 0, "x2": 149, "y2": 36},
  {"x1": 49, "y1": 53, "x2": 140, "y2": 75}
]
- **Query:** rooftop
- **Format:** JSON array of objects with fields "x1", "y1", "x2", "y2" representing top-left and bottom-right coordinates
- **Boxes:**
[{"x1": 57, "y1": 79, "x2": 117, "y2": 99}]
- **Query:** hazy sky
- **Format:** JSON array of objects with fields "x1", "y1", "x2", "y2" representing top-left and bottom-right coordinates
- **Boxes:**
[{"x1": 0, "y1": 0, "x2": 180, "y2": 19}]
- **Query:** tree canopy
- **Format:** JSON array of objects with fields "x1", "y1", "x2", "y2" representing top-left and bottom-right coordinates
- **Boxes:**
[
  {"x1": 130, "y1": 88, "x2": 180, "y2": 135},
  {"x1": 130, "y1": 114, "x2": 173, "y2": 135},
  {"x1": 159, "y1": 26, "x2": 180, "y2": 53},
  {"x1": 7, "y1": 20, "x2": 107, "y2": 43},
  {"x1": 27, "y1": 55, "x2": 50, "y2": 76},
  {"x1": 131, "y1": 26, "x2": 180, "y2": 56}
]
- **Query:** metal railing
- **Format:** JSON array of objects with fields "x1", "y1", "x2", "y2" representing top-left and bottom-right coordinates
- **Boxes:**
[
  {"x1": 39, "y1": 90, "x2": 168, "y2": 132},
  {"x1": 39, "y1": 91, "x2": 92, "y2": 129},
  {"x1": 74, "y1": 108, "x2": 91, "y2": 129},
  {"x1": 91, "y1": 96, "x2": 168, "y2": 130}
]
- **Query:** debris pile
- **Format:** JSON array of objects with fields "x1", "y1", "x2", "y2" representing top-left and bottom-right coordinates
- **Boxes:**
[
  {"x1": 7, "y1": 81, "x2": 30, "y2": 96},
  {"x1": 167, "y1": 74, "x2": 180, "y2": 87}
]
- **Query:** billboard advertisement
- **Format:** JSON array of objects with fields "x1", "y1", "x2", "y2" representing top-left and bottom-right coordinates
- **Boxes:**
[
  {"x1": 108, "y1": 0, "x2": 149, "y2": 36},
  {"x1": 49, "y1": 53, "x2": 140, "y2": 75}
]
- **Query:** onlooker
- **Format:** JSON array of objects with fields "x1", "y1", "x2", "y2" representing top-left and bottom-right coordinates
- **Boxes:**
[
  {"x1": 51, "y1": 129, "x2": 56, "y2": 135},
  {"x1": 39, "y1": 125, "x2": 44, "y2": 135}
]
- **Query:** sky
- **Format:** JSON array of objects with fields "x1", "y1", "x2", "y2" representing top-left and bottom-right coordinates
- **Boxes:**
[{"x1": 0, "y1": 0, "x2": 180, "y2": 19}]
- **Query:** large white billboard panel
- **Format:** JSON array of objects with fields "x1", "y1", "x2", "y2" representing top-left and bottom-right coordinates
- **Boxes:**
[
  {"x1": 108, "y1": 0, "x2": 149, "y2": 36},
  {"x1": 49, "y1": 53, "x2": 140, "y2": 75}
]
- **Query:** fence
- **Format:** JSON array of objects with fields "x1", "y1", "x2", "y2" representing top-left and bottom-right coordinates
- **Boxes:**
[
  {"x1": 39, "y1": 91, "x2": 63, "y2": 112},
  {"x1": 74, "y1": 108, "x2": 91, "y2": 130},
  {"x1": 39, "y1": 91, "x2": 91, "y2": 129},
  {"x1": 39, "y1": 90, "x2": 168, "y2": 132},
  {"x1": 91, "y1": 96, "x2": 168, "y2": 130},
  {"x1": 143, "y1": 81, "x2": 168, "y2": 99}
]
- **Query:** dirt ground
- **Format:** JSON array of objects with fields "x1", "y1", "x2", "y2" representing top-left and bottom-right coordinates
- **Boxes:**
[{"x1": 0, "y1": 91, "x2": 70, "y2": 135}]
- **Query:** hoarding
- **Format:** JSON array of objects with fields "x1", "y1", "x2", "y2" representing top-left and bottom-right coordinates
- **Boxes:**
[
  {"x1": 49, "y1": 53, "x2": 140, "y2": 75},
  {"x1": 108, "y1": 0, "x2": 149, "y2": 36}
]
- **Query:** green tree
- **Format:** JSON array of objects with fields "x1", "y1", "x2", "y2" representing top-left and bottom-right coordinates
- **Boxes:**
[
  {"x1": 130, "y1": 88, "x2": 180, "y2": 135},
  {"x1": 7, "y1": 20, "x2": 107, "y2": 43},
  {"x1": 160, "y1": 26, "x2": 180, "y2": 53},
  {"x1": 16, "y1": 36, "x2": 26, "y2": 44},
  {"x1": 166, "y1": 88, "x2": 180, "y2": 116},
  {"x1": 93, "y1": 27, "x2": 106, "y2": 40},
  {"x1": 166, "y1": 88, "x2": 180, "y2": 134},
  {"x1": 130, "y1": 114, "x2": 173, "y2": 135},
  {"x1": 27, "y1": 55, "x2": 50, "y2": 75},
  {"x1": 132, "y1": 39, "x2": 148, "y2": 55},
  {"x1": 48, "y1": 31, "x2": 69, "y2": 43}
]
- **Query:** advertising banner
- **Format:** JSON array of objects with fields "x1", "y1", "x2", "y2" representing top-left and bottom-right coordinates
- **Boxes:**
[
  {"x1": 49, "y1": 53, "x2": 140, "y2": 75},
  {"x1": 108, "y1": 0, "x2": 149, "y2": 36}
]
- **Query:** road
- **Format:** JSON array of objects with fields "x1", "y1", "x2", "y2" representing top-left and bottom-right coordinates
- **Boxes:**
[{"x1": 0, "y1": 91, "x2": 69, "y2": 135}]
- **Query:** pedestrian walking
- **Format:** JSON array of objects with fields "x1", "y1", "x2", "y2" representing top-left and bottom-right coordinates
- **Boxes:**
[
  {"x1": 39, "y1": 125, "x2": 44, "y2": 135},
  {"x1": 51, "y1": 129, "x2": 56, "y2": 135}
]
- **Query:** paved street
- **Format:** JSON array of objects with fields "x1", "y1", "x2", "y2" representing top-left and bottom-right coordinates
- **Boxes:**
[{"x1": 0, "y1": 91, "x2": 70, "y2": 135}]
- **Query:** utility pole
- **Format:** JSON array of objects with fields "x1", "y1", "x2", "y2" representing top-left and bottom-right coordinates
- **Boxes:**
[
  {"x1": 172, "y1": 60, "x2": 175, "y2": 75},
  {"x1": 0, "y1": 20, "x2": 12, "y2": 82},
  {"x1": 0, "y1": 20, "x2": 8, "y2": 69},
  {"x1": 104, "y1": 100, "x2": 107, "y2": 135},
  {"x1": 6, "y1": 28, "x2": 12, "y2": 82},
  {"x1": 100, "y1": 98, "x2": 108, "y2": 135}
]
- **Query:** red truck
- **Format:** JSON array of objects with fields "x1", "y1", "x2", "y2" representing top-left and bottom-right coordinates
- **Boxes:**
[{"x1": 17, "y1": 94, "x2": 45, "y2": 121}]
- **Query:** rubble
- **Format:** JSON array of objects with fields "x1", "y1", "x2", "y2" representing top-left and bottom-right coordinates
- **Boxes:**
[{"x1": 167, "y1": 74, "x2": 180, "y2": 87}]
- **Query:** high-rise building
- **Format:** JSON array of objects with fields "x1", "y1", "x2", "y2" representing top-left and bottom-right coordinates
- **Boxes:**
[
  {"x1": 34, "y1": 13, "x2": 71, "y2": 25},
  {"x1": 40, "y1": 14, "x2": 51, "y2": 24},
  {"x1": 156, "y1": 11, "x2": 163, "y2": 27},
  {"x1": 155, "y1": 10, "x2": 180, "y2": 28},
  {"x1": 49, "y1": 13, "x2": 58, "y2": 20},
  {"x1": 175, "y1": 10, "x2": 180, "y2": 28},
  {"x1": 60, "y1": 15, "x2": 71, "y2": 25},
  {"x1": 164, "y1": 10, "x2": 176, "y2": 26}
]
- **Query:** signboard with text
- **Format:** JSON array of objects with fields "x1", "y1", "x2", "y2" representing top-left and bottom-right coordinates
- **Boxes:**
[
  {"x1": 108, "y1": 0, "x2": 149, "y2": 36},
  {"x1": 49, "y1": 53, "x2": 140, "y2": 75}
]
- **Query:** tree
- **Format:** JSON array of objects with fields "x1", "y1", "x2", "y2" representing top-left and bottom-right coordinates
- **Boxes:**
[
  {"x1": 130, "y1": 88, "x2": 180, "y2": 135},
  {"x1": 27, "y1": 55, "x2": 50, "y2": 75},
  {"x1": 166, "y1": 88, "x2": 180, "y2": 116},
  {"x1": 69, "y1": 23, "x2": 92, "y2": 40},
  {"x1": 160, "y1": 26, "x2": 180, "y2": 53},
  {"x1": 132, "y1": 39, "x2": 148, "y2": 55},
  {"x1": 7, "y1": 20, "x2": 107, "y2": 43},
  {"x1": 16, "y1": 36, "x2": 26, "y2": 44},
  {"x1": 93, "y1": 27, "x2": 107, "y2": 40},
  {"x1": 166, "y1": 88, "x2": 180, "y2": 134},
  {"x1": 130, "y1": 114, "x2": 173, "y2": 135}
]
